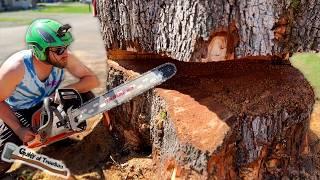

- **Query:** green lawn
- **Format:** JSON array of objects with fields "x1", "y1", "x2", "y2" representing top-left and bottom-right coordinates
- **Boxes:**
[
  {"x1": 290, "y1": 53, "x2": 320, "y2": 99},
  {"x1": 34, "y1": 3, "x2": 91, "y2": 13},
  {"x1": 0, "y1": 3, "x2": 91, "y2": 26},
  {"x1": 0, "y1": 17, "x2": 33, "y2": 24}
]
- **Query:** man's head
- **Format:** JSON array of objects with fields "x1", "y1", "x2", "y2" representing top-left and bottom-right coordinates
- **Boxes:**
[{"x1": 26, "y1": 19, "x2": 73, "y2": 68}]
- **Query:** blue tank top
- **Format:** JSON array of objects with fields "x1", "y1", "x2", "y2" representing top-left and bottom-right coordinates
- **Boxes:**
[{"x1": 6, "y1": 50, "x2": 64, "y2": 110}]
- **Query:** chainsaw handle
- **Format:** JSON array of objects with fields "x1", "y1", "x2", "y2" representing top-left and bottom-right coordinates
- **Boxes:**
[
  {"x1": 37, "y1": 97, "x2": 54, "y2": 132},
  {"x1": 26, "y1": 134, "x2": 42, "y2": 148}
]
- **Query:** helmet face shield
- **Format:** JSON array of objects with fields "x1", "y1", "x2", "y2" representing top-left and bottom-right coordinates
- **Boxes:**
[{"x1": 25, "y1": 19, "x2": 73, "y2": 61}]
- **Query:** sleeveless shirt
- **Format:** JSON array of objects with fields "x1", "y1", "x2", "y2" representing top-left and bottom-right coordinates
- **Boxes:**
[{"x1": 5, "y1": 50, "x2": 64, "y2": 110}]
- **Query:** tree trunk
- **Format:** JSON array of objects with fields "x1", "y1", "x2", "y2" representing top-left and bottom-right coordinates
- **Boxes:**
[
  {"x1": 106, "y1": 59, "x2": 315, "y2": 179},
  {"x1": 96, "y1": 0, "x2": 318, "y2": 179},
  {"x1": 96, "y1": 0, "x2": 320, "y2": 62}
]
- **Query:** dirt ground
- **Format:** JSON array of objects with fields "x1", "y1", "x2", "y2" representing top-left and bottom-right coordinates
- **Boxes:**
[
  {"x1": 5, "y1": 118, "x2": 156, "y2": 180},
  {"x1": 308, "y1": 103, "x2": 320, "y2": 163}
]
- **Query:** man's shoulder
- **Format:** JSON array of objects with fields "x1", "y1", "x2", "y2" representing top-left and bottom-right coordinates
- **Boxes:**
[{"x1": 0, "y1": 50, "x2": 29, "y2": 76}]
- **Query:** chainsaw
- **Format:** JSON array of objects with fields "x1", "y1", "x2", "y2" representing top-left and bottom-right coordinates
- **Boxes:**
[{"x1": 28, "y1": 63, "x2": 177, "y2": 148}]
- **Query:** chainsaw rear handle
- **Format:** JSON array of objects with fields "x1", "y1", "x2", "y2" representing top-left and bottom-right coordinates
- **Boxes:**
[
  {"x1": 28, "y1": 97, "x2": 56, "y2": 146},
  {"x1": 37, "y1": 97, "x2": 54, "y2": 135}
]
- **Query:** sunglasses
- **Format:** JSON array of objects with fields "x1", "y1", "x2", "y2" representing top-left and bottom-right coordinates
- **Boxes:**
[{"x1": 49, "y1": 46, "x2": 68, "y2": 55}]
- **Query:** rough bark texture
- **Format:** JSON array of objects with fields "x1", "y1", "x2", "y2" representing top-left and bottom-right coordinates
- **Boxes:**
[
  {"x1": 106, "y1": 59, "x2": 316, "y2": 179},
  {"x1": 96, "y1": 0, "x2": 320, "y2": 62}
]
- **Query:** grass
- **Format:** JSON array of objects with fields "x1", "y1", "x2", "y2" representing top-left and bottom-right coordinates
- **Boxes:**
[
  {"x1": 0, "y1": 3, "x2": 91, "y2": 26},
  {"x1": 290, "y1": 53, "x2": 320, "y2": 99},
  {"x1": 34, "y1": 3, "x2": 91, "y2": 14},
  {"x1": 0, "y1": 17, "x2": 33, "y2": 24}
]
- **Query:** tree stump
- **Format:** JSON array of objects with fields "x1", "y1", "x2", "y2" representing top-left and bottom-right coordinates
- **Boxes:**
[
  {"x1": 106, "y1": 59, "x2": 315, "y2": 178},
  {"x1": 96, "y1": 0, "x2": 319, "y2": 179}
]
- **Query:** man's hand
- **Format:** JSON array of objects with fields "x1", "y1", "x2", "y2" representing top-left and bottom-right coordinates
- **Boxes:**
[{"x1": 16, "y1": 127, "x2": 36, "y2": 144}]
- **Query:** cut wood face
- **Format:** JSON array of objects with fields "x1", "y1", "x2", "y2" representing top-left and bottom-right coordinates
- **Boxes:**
[
  {"x1": 273, "y1": 17, "x2": 288, "y2": 41},
  {"x1": 203, "y1": 32, "x2": 236, "y2": 62},
  {"x1": 205, "y1": 35, "x2": 227, "y2": 62}
]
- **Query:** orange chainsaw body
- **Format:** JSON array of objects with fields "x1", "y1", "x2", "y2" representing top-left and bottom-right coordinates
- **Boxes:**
[{"x1": 28, "y1": 109, "x2": 77, "y2": 148}]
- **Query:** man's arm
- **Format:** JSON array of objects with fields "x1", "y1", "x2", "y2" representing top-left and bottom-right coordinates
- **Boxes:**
[
  {"x1": 64, "y1": 52, "x2": 100, "y2": 93},
  {"x1": 0, "y1": 61, "x2": 35, "y2": 143}
]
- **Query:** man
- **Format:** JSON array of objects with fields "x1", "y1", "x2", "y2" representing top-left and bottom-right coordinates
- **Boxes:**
[{"x1": 0, "y1": 19, "x2": 100, "y2": 174}]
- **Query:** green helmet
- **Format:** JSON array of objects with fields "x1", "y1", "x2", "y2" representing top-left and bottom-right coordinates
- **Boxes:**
[{"x1": 26, "y1": 19, "x2": 73, "y2": 61}]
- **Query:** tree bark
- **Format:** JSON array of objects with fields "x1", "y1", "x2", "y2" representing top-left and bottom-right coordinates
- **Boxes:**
[{"x1": 96, "y1": 0, "x2": 320, "y2": 62}]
